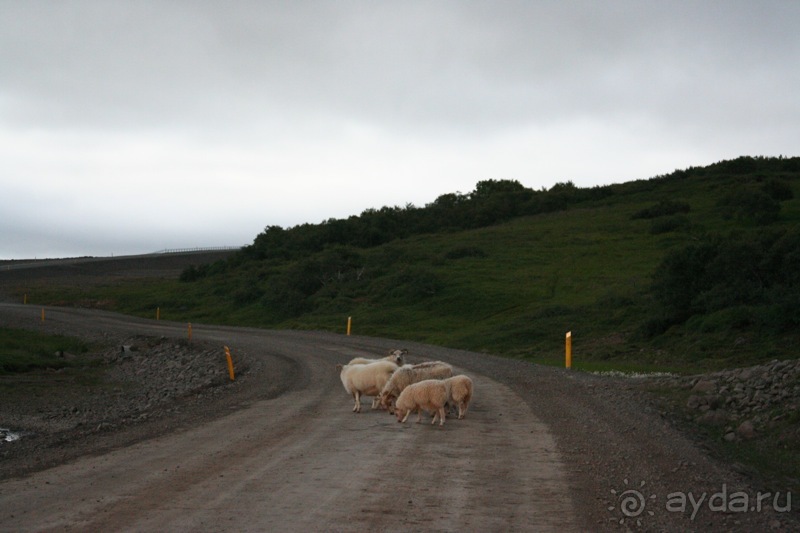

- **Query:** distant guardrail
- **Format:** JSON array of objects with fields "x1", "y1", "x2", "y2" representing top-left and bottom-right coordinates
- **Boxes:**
[{"x1": 154, "y1": 246, "x2": 244, "y2": 254}]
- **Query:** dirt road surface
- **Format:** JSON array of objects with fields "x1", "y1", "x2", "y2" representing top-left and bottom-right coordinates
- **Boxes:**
[
  {"x1": 1, "y1": 304, "x2": 797, "y2": 531},
  {"x1": 1, "y1": 305, "x2": 575, "y2": 532}
]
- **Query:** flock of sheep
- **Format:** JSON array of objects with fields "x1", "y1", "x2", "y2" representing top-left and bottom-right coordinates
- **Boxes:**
[{"x1": 335, "y1": 349, "x2": 473, "y2": 426}]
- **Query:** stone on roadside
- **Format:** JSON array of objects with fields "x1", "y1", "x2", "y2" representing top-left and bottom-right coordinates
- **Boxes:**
[
  {"x1": 691, "y1": 379, "x2": 716, "y2": 393},
  {"x1": 736, "y1": 420, "x2": 756, "y2": 440}
]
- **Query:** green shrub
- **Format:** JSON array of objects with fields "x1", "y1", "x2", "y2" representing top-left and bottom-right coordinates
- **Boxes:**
[
  {"x1": 691, "y1": 306, "x2": 755, "y2": 333},
  {"x1": 377, "y1": 267, "x2": 442, "y2": 300},
  {"x1": 232, "y1": 282, "x2": 264, "y2": 305},
  {"x1": 763, "y1": 179, "x2": 794, "y2": 202},
  {"x1": 650, "y1": 228, "x2": 800, "y2": 334},
  {"x1": 632, "y1": 200, "x2": 691, "y2": 220},
  {"x1": 650, "y1": 215, "x2": 691, "y2": 234},
  {"x1": 718, "y1": 188, "x2": 780, "y2": 224},
  {"x1": 259, "y1": 282, "x2": 313, "y2": 320},
  {"x1": 444, "y1": 246, "x2": 488, "y2": 260},
  {"x1": 180, "y1": 264, "x2": 208, "y2": 282}
]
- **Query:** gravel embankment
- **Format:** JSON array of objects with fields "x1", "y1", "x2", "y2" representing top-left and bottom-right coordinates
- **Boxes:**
[{"x1": 0, "y1": 326, "x2": 297, "y2": 481}]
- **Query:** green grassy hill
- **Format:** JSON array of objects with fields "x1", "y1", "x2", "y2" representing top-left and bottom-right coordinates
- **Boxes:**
[{"x1": 31, "y1": 156, "x2": 800, "y2": 373}]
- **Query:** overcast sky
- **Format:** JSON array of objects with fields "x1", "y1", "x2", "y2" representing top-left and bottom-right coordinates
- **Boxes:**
[{"x1": 2, "y1": 1, "x2": 799, "y2": 259}]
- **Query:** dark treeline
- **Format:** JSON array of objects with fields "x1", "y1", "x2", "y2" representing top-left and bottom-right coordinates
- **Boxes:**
[
  {"x1": 238, "y1": 178, "x2": 601, "y2": 263},
  {"x1": 234, "y1": 155, "x2": 797, "y2": 263},
  {"x1": 183, "y1": 154, "x2": 799, "y2": 275}
]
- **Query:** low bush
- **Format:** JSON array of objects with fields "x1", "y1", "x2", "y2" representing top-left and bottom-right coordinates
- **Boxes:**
[{"x1": 632, "y1": 200, "x2": 691, "y2": 220}]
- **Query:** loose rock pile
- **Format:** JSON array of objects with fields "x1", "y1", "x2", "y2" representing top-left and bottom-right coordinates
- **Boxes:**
[
  {"x1": 1, "y1": 335, "x2": 244, "y2": 438},
  {"x1": 107, "y1": 336, "x2": 235, "y2": 414},
  {"x1": 657, "y1": 359, "x2": 800, "y2": 444}
]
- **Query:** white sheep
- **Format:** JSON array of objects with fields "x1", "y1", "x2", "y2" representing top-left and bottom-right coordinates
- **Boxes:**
[
  {"x1": 444, "y1": 375, "x2": 473, "y2": 419},
  {"x1": 336, "y1": 360, "x2": 399, "y2": 413},
  {"x1": 395, "y1": 379, "x2": 450, "y2": 426},
  {"x1": 347, "y1": 348, "x2": 407, "y2": 366},
  {"x1": 378, "y1": 361, "x2": 453, "y2": 413}
]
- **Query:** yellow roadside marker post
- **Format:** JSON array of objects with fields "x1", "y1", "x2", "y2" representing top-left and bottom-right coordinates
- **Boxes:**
[
  {"x1": 224, "y1": 346, "x2": 235, "y2": 381},
  {"x1": 566, "y1": 331, "x2": 572, "y2": 370},
  {"x1": 347, "y1": 316, "x2": 352, "y2": 336}
]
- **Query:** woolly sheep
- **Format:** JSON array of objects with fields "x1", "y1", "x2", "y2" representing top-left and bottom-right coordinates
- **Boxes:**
[
  {"x1": 348, "y1": 348, "x2": 407, "y2": 367},
  {"x1": 395, "y1": 379, "x2": 450, "y2": 426},
  {"x1": 378, "y1": 361, "x2": 453, "y2": 413},
  {"x1": 336, "y1": 360, "x2": 399, "y2": 413},
  {"x1": 347, "y1": 350, "x2": 407, "y2": 408},
  {"x1": 444, "y1": 375, "x2": 473, "y2": 419}
]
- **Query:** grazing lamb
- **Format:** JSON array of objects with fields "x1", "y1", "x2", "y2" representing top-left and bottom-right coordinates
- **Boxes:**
[
  {"x1": 395, "y1": 379, "x2": 449, "y2": 426},
  {"x1": 378, "y1": 361, "x2": 453, "y2": 413},
  {"x1": 336, "y1": 360, "x2": 398, "y2": 413},
  {"x1": 348, "y1": 348, "x2": 407, "y2": 366},
  {"x1": 444, "y1": 375, "x2": 473, "y2": 419}
]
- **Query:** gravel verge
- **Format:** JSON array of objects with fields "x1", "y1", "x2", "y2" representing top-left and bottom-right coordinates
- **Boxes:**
[{"x1": 0, "y1": 322, "x2": 300, "y2": 481}]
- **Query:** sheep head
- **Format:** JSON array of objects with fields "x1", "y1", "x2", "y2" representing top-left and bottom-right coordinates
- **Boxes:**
[{"x1": 389, "y1": 348, "x2": 408, "y2": 365}]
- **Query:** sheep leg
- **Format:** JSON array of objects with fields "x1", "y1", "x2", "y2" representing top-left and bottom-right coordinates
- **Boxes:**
[
  {"x1": 401, "y1": 410, "x2": 411, "y2": 423},
  {"x1": 431, "y1": 407, "x2": 445, "y2": 427},
  {"x1": 416, "y1": 409, "x2": 424, "y2": 424},
  {"x1": 353, "y1": 391, "x2": 361, "y2": 413}
]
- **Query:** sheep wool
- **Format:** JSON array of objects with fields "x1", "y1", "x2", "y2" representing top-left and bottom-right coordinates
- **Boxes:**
[
  {"x1": 337, "y1": 361, "x2": 398, "y2": 413},
  {"x1": 444, "y1": 375, "x2": 473, "y2": 419},
  {"x1": 378, "y1": 361, "x2": 453, "y2": 412},
  {"x1": 395, "y1": 379, "x2": 450, "y2": 426}
]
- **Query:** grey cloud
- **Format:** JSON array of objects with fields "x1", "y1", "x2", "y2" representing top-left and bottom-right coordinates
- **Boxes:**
[
  {"x1": 1, "y1": 1, "x2": 799, "y2": 258},
  {"x1": 3, "y1": 1, "x2": 795, "y2": 135}
]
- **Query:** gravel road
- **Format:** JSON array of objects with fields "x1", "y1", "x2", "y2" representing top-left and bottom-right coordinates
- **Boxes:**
[{"x1": 0, "y1": 303, "x2": 797, "y2": 531}]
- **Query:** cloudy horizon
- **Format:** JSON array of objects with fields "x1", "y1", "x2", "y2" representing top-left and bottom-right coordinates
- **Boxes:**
[{"x1": 2, "y1": 1, "x2": 799, "y2": 259}]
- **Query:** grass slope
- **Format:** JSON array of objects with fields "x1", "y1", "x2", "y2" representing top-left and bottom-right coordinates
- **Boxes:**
[
  {"x1": 22, "y1": 157, "x2": 800, "y2": 374},
  {"x1": 0, "y1": 327, "x2": 92, "y2": 374}
]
